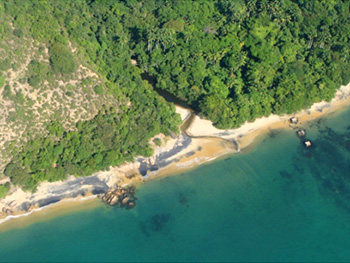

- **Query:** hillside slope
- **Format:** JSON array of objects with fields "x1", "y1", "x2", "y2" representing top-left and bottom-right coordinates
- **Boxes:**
[
  {"x1": 0, "y1": 1, "x2": 181, "y2": 193},
  {"x1": 1, "y1": 0, "x2": 350, "y2": 194}
]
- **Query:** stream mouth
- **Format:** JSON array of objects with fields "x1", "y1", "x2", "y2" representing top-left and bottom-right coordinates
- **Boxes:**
[
  {"x1": 141, "y1": 72, "x2": 192, "y2": 110},
  {"x1": 154, "y1": 88, "x2": 238, "y2": 149},
  {"x1": 154, "y1": 87, "x2": 192, "y2": 110},
  {"x1": 141, "y1": 72, "x2": 197, "y2": 136},
  {"x1": 141, "y1": 71, "x2": 238, "y2": 148},
  {"x1": 152, "y1": 88, "x2": 195, "y2": 136},
  {"x1": 180, "y1": 112, "x2": 196, "y2": 135}
]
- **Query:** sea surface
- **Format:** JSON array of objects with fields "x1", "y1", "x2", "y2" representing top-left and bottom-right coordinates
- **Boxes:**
[{"x1": 1, "y1": 108, "x2": 350, "y2": 262}]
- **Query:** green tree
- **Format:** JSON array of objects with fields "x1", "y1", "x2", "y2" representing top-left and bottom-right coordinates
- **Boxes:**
[{"x1": 49, "y1": 42, "x2": 76, "y2": 74}]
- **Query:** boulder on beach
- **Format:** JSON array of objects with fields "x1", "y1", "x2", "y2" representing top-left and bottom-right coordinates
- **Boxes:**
[
  {"x1": 2, "y1": 208, "x2": 13, "y2": 215},
  {"x1": 121, "y1": 196, "x2": 130, "y2": 206},
  {"x1": 101, "y1": 185, "x2": 137, "y2": 208},
  {"x1": 27, "y1": 204, "x2": 35, "y2": 212},
  {"x1": 109, "y1": 195, "x2": 119, "y2": 206},
  {"x1": 116, "y1": 187, "x2": 125, "y2": 197},
  {"x1": 8, "y1": 200, "x2": 17, "y2": 207},
  {"x1": 127, "y1": 202, "x2": 135, "y2": 209}
]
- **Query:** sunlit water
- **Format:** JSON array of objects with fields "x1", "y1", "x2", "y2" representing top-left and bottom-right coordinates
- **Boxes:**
[{"x1": 1, "y1": 108, "x2": 350, "y2": 262}]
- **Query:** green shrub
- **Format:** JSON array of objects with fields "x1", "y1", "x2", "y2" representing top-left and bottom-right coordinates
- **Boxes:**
[
  {"x1": 0, "y1": 75, "x2": 4, "y2": 88},
  {"x1": 163, "y1": 20, "x2": 184, "y2": 32},
  {"x1": 66, "y1": 84, "x2": 74, "y2": 90},
  {"x1": 93, "y1": 85, "x2": 104, "y2": 95},
  {"x1": 14, "y1": 90, "x2": 26, "y2": 104},
  {"x1": 49, "y1": 42, "x2": 76, "y2": 75},
  {"x1": 153, "y1": 138, "x2": 162, "y2": 146},
  {"x1": 0, "y1": 58, "x2": 11, "y2": 71},
  {"x1": 81, "y1": 77, "x2": 93, "y2": 87},
  {"x1": 13, "y1": 28, "x2": 23, "y2": 38},
  {"x1": 26, "y1": 60, "x2": 49, "y2": 87},
  {"x1": 2, "y1": 85, "x2": 12, "y2": 99},
  {"x1": 54, "y1": 35, "x2": 68, "y2": 45},
  {"x1": 0, "y1": 182, "x2": 10, "y2": 198},
  {"x1": 28, "y1": 75, "x2": 41, "y2": 87},
  {"x1": 11, "y1": 63, "x2": 19, "y2": 71}
]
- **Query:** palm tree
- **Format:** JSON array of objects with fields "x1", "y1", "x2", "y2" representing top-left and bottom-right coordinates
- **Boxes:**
[
  {"x1": 155, "y1": 28, "x2": 175, "y2": 52},
  {"x1": 146, "y1": 27, "x2": 156, "y2": 52},
  {"x1": 223, "y1": 0, "x2": 247, "y2": 26},
  {"x1": 118, "y1": 31, "x2": 129, "y2": 48},
  {"x1": 182, "y1": 25, "x2": 195, "y2": 44}
]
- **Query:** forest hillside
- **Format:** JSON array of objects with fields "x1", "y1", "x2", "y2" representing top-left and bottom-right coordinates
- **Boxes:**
[{"x1": 0, "y1": 0, "x2": 349, "y2": 193}]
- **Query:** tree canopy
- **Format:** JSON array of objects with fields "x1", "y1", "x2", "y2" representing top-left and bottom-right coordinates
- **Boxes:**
[{"x1": 1, "y1": 0, "x2": 350, "y2": 190}]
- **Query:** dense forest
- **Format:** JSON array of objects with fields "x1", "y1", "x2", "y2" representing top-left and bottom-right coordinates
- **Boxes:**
[
  {"x1": 128, "y1": 0, "x2": 350, "y2": 128},
  {"x1": 1, "y1": 0, "x2": 350, "y2": 191}
]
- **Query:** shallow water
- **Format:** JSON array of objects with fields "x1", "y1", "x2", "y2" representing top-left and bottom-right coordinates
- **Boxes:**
[{"x1": 0, "y1": 108, "x2": 350, "y2": 262}]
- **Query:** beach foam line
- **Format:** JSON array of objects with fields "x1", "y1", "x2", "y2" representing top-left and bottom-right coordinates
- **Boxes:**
[
  {"x1": 1, "y1": 84, "x2": 349, "y2": 226},
  {"x1": 154, "y1": 152, "x2": 233, "y2": 177},
  {"x1": 0, "y1": 207, "x2": 44, "y2": 225},
  {"x1": 174, "y1": 156, "x2": 217, "y2": 168},
  {"x1": 0, "y1": 195, "x2": 98, "y2": 225},
  {"x1": 177, "y1": 152, "x2": 234, "y2": 168}
]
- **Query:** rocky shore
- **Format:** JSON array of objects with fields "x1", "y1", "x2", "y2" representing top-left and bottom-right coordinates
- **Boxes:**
[
  {"x1": 101, "y1": 185, "x2": 137, "y2": 209},
  {"x1": 1, "y1": 83, "x2": 350, "y2": 224}
]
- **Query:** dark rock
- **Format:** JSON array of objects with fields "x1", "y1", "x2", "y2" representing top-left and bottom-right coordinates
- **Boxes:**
[
  {"x1": 121, "y1": 196, "x2": 130, "y2": 206},
  {"x1": 127, "y1": 202, "x2": 135, "y2": 209},
  {"x1": 109, "y1": 195, "x2": 119, "y2": 206},
  {"x1": 102, "y1": 185, "x2": 137, "y2": 209}
]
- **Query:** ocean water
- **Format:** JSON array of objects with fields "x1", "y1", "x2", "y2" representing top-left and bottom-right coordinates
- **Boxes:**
[{"x1": 1, "y1": 108, "x2": 350, "y2": 262}]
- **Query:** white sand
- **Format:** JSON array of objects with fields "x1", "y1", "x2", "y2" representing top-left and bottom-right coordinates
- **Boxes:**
[
  {"x1": 1, "y1": 83, "x2": 350, "y2": 222},
  {"x1": 175, "y1": 106, "x2": 191, "y2": 121},
  {"x1": 187, "y1": 83, "x2": 350, "y2": 149}
]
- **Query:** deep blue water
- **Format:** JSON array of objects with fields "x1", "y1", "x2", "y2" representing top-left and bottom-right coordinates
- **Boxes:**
[{"x1": 1, "y1": 108, "x2": 350, "y2": 262}]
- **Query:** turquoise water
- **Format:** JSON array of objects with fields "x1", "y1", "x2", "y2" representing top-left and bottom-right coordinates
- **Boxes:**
[{"x1": 1, "y1": 108, "x2": 350, "y2": 262}]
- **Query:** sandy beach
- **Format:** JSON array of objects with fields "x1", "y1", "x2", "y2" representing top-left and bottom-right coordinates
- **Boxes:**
[
  {"x1": 1, "y1": 83, "x2": 350, "y2": 227},
  {"x1": 187, "y1": 83, "x2": 350, "y2": 147},
  {"x1": 0, "y1": 195, "x2": 100, "y2": 231},
  {"x1": 152, "y1": 83, "x2": 350, "y2": 178}
]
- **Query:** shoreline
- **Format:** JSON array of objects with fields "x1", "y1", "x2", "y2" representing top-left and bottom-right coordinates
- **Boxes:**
[
  {"x1": 0, "y1": 195, "x2": 100, "y2": 231},
  {"x1": 1, "y1": 83, "x2": 350, "y2": 228},
  {"x1": 187, "y1": 84, "x2": 350, "y2": 148},
  {"x1": 151, "y1": 83, "x2": 350, "y2": 179}
]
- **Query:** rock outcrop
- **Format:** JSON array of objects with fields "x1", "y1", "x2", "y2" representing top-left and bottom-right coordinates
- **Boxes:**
[
  {"x1": 2, "y1": 207, "x2": 13, "y2": 215},
  {"x1": 102, "y1": 185, "x2": 137, "y2": 209}
]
